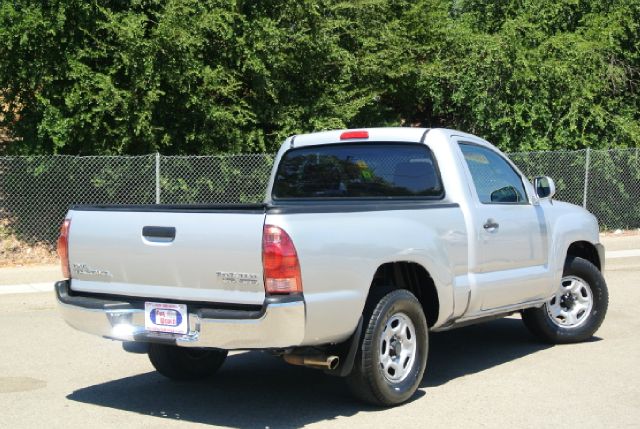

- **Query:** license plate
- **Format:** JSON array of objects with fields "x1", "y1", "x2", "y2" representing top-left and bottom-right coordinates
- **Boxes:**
[{"x1": 144, "y1": 302, "x2": 188, "y2": 335}]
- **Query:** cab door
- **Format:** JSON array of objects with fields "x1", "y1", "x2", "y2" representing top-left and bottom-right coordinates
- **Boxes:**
[{"x1": 455, "y1": 140, "x2": 550, "y2": 310}]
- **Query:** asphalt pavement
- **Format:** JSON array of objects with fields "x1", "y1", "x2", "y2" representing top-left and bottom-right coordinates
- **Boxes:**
[{"x1": 0, "y1": 242, "x2": 639, "y2": 428}]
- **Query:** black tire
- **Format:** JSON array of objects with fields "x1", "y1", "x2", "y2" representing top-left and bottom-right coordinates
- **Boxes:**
[
  {"x1": 346, "y1": 289, "x2": 428, "y2": 407},
  {"x1": 522, "y1": 256, "x2": 608, "y2": 344},
  {"x1": 148, "y1": 344, "x2": 228, "y2": 380}
]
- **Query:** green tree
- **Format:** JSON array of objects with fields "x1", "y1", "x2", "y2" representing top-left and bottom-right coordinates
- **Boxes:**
[
  {"x1": 1, "y1": 0, "x2": 638, "y2": 154},
  {"x1": 400, "y1": 0, "x2": 640, "y2": 150}
]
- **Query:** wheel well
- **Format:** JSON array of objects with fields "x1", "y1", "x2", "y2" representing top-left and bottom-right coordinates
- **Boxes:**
[
  {"x1": 369, "y1": 262, "x2": 439, "y2": 327},
  {"x1": 566, "y1": 241, "x2": 601, "y2": 270}
]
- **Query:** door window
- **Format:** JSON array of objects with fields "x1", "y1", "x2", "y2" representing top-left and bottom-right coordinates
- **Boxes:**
[{"x1": 459, "y1": 143, "x2": 527, "y2": 204}]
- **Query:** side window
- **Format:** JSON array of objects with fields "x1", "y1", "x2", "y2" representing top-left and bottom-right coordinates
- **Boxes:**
[{"x1": 459, "y1": 143, "x2": 528, "y2": 204}]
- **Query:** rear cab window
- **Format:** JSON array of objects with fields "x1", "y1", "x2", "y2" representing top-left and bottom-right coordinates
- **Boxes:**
[{"x1": 272, "y1": 143, "x2": 444, "y2": 200}]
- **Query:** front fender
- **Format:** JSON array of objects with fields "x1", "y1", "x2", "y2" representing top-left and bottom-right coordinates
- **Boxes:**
[{"x1": 546, "y1": 202, "x2": 600, "y2": 294}]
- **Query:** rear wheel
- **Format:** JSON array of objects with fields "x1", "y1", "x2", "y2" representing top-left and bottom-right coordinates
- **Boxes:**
[
  {"x1": 148, "y1": 344, "x2": 227, "y2": 380},
  {"x1": 346, "y1": 289, "x2": 428, "y2": 406},
  {"x1": 522, "y1": 256, "x2": 608, "y2": 344}
]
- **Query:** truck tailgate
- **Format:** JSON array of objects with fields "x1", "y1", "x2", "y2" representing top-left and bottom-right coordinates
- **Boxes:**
[{"x1": 66, "y1": 206, "x2": 266, "y2": 305}]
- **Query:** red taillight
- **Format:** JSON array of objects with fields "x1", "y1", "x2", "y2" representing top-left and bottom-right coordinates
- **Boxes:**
[
  {"x1": 262, "y1": 225, "x2": 302, "y2": 294},
  {"x1": 57, "y1": 219, "x2": 71, "y2": 279},
  {"x1": 340, "y1": 130, "x2": 369, "y2": 140}
]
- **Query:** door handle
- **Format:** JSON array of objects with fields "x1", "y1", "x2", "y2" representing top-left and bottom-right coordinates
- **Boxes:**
[
  {"x1": 142, "y1": 226, "x2": 176, "y2": 243},
  {"x1": 483, "y1": 219, "x2": 499, "y2": 232}
]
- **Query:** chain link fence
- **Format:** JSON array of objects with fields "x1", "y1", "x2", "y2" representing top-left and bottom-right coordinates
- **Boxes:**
[
  {"x1": 1, "y1": 148, "x2": 639, "y2": 249},
  {"x1": 0, "y1": 154, "x2": 274, "y2": 247},
  {"x1": 510, "y1": 148, "x2": 640, "y2": 228}
]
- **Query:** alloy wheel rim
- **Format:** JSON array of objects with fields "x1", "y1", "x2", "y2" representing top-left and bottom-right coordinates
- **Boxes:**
[
  {"x1": 546, "y1": 275, "x2": 594, "y2": 329},
  {"x1": 379, "y1": 312, "x2": 417, "y2": 383}
]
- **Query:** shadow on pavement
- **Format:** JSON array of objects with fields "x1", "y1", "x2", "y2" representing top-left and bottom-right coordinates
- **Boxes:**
[
  {"x1": 424, "y1": 317, "x2": 555, "y2": 387},
  {"x1": 67, "y1": 318, "x2": 555, "y2": 428}
]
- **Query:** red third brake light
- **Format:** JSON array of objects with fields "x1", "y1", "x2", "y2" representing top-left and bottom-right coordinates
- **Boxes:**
[
  {"x1": 340, "y1": 130, "x2": 369, "y2": 140},
  {"x1": 262, "y1": 225, "x2": 302, "y2": 294},
  {"x1": 57, "y1": 219, "x2": 71, "y2": 279}
]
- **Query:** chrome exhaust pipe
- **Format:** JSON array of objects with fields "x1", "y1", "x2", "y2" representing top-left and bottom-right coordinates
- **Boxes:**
[{"x1": 283, "y1": 354, "x2": 340, "y2": 370}]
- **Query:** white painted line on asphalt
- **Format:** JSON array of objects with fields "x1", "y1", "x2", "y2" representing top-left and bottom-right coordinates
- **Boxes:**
[
  {"x1": 606, "y1": 249, "x2": 640, "y2": 259},
  {"x1": 0, "y1": 282, "x2": 53, "y2": 295}
]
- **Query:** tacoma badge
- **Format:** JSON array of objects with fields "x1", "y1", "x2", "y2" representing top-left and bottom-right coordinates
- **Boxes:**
[{"x1": 72, "y1": 263, "x2": 112, "y2": 278}]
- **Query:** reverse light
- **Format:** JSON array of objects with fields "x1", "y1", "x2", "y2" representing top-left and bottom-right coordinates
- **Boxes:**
[
  {"x1": 262, "y1": 225, "x2": 302, "y2": 294},
  {"x1": 57, "y1": 219, "x2": 71, "y2": 279},
  {"x1": 340, "y1": 130, "x2": 369, "y2": 140}
]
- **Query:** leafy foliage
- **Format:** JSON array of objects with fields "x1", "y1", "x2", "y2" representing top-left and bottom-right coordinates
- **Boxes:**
[{"x1": 1, "y1": 0, "x2": 639, "y2": 154}]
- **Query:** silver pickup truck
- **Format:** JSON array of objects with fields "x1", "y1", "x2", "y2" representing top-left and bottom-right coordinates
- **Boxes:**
[{"x1": 55, "y1": 128, "x2": 608, "y2": 406}]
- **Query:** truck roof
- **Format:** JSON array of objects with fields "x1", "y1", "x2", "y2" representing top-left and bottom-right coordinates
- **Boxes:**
[{"x1": 288, "y1": 127, "x2": 490, "y2": 149}]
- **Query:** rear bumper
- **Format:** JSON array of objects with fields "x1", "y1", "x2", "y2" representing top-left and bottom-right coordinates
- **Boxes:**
[{"x1": 55, "y1": 280, "x2": 305, "y2": 350}]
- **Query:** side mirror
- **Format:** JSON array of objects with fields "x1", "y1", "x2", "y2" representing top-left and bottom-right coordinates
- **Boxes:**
[
  {"x1": 534, "y1": 176, "x2": 556, "y2": 200},
  {"x1": 490, "y1": 185, "x2": 519, "y2": 203}
]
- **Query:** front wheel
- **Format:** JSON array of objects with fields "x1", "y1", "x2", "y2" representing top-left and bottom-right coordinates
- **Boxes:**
[
  {"x1": 346, "y1": 289, "x2": 428, "y2": 406},
  {"x1": 522, "y1": 256, "x2": 608, "y2": 344},
  {"x1": 148, "y1": 344, "x2": 228, "y2": 380}
]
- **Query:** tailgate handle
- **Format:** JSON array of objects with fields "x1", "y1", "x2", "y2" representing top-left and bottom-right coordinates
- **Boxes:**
[{"x1": 142, "y1": 226, "x2": 176, "y2": 242}]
